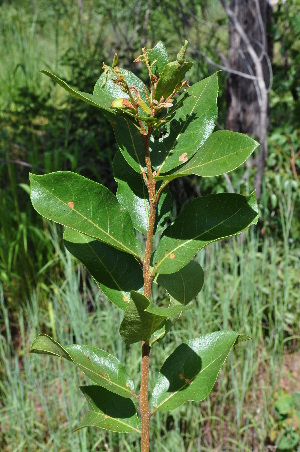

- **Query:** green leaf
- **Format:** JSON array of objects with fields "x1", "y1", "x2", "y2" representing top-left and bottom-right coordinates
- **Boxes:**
[
  {"x1": 153, "y1": 192, "x2": 258, "y2": 274},
  {"x1": 277, "y1": 431, "x2": 299, "y2": 451},
  {"x1": 94, "y1": 66, "x2": 148, "y2": 104},
  {"x1": 30, "y1": 335, "x2": 135, "y2": 398},
  {"x1": 77, "y1": 386, "x2": 140, "y2": 433},
  {"x1": 113, "y1": 151, "x2": 172, "y2": 234},
  {"x1": 41, "y1": 70, "x2": 114, "y2": 112},
  {"x1": 119, "y1": 291, "x2": 184, "y2": 345},
  {"x1": 63, "y1": 229, "x2": 143, "y2": 310},
  {"x1": 30, "y1": 172, "x2": 140, "y2": 258},
  {"x1": 157, "y1": 261, "x2": 204, "y2": 304},
  {"x1": 152, "y1": 331, "x2": 249, "y2": 412},
  {"x1": 150, "y1": 317, "x2": 180, "y2": 345},
  {"x1": 157, "y1": 131, "x2": 259, "y2": 180},
  {"x1": 148, "y1": 41, "x2": 169, "y2": 74},
  {"x1": 151, "y1": 74, "x2": 218, "y2": 173},
  {"x1": 155, "y1": 61, "x2": 193, "y2": 101},
  {"x1": 111, "y1": 116, "x2": 146, "y2": 173}
]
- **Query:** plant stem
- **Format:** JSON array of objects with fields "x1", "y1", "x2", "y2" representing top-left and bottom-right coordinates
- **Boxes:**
[
  {"x1": 140, "y1": 341, "x2": 150, "y2": 452},
  {"x1": 140, "y1": 128, "x2": 157, "y2": 452}
]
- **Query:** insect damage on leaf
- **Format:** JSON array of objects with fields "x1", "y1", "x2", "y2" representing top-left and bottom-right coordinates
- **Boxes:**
[
  {"x1": 179, "y1": 152, "x2": 188, "y2": 163},
  {"x1": 111, "y1": 98, "x2": 135, "y2": 110}
]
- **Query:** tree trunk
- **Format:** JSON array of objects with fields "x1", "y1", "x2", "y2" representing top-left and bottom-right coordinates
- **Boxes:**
[{"x1": 224, "y1": 0, "x2": 272, "y2": 199}]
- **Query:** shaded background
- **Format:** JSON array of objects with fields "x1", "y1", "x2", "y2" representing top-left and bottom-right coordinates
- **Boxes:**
[{"x1": 0, "y1": 0, "x2": 299, "y2": 450}]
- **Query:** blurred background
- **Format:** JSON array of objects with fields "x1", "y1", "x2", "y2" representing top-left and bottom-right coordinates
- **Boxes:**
[{"x1": 0, "y1": 0, "x2": 299, "y2": 450}]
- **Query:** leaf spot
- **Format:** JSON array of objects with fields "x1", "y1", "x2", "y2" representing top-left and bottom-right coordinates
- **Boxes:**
[
  {"x1": 123, "y1": 296, "x2": 127, "y2": 301},
  {"x1": 126, "y1": 382, "x2": 129, "y2": 387},
  {"x1": 68, "y1": 201, "x2": 74, "y2": 209},
  {"x1": 104, "y1": 415, "x2": 108, "y2": 419},
  {"x1": 179, "y1": 152, "x2": 188, "y2": 163},
  {"x1": 170, "y1": 253, "x2": 176, "y2": 259},
  {"x1": 179, "y1": 373, "x2": 184, "y2": 380}
]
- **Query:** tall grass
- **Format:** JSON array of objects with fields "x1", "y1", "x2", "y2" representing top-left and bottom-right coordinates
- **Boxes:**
[{"x1": 1, "y1": 222, "x2": 298, "y2": 451}]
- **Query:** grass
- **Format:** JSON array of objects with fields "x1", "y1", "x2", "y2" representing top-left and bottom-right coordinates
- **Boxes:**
[
  {"x1": 1, "y1": 224, "x2": 299, "y2": 451},
  {"x1": 0, "y1": 1, "x2": 299, "y2": 450}
]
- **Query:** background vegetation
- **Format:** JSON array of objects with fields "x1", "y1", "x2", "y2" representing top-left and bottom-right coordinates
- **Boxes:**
[{"x1": 0, "y1": 0, "x2": 299, "y2": 450}]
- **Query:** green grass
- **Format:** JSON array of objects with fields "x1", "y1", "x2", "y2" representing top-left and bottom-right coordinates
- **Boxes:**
[
  {"x1": 0, "y1": 1, "x2": 299, "y2": 450},
  {"x1": 1, "y1": 226, "x2": 298, "y2": 451}
]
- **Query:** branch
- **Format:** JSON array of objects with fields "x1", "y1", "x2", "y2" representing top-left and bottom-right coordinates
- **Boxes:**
[
  {"x1": 224, "y1": 173, "x2": 235, "y2": 193},
  {"x1": 193, "y1": 47, "x2": 259, "y2": 81}
]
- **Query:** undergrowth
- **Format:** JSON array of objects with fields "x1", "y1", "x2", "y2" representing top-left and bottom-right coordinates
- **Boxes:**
[{"x1": 1, "y1": 229, "x2": 299, "y2": 451}]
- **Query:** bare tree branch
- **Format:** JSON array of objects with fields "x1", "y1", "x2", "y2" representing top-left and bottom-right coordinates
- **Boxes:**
[
  {"x1": 192, "y1": 47, "x2": 260, "y2": 81},
  {"x1": 220, "y1": 0, "x2": 269, "y2": 199}
]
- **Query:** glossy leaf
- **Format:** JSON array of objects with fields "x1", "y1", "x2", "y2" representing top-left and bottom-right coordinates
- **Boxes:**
[
  {"x1": 30, "y1": 335, "x2": 135, "y2": 398},
  {"x1": 152, "y1": 331, "x2": 250, "y2": 412},
  {"x1": 151, "y1": 74, "x2": 218, "y2": 173},
  {"x1": 113, "y1": 151, "x2": 172, "y2": 234},
  {"x1": 150, "y1": 317, "x2": 180, "y2": 345},
  {"x1": 157, "y1": 261, "x2": 204, "y2": 304},
  {"x1": 148, "y1": 41, "x2": 169, "y2": 74},
  {"x1": 41, "y1": 70, "x2": 114, "y2": 112},
  {"x1": 119, "y1": 291, "x2": 185, "y2": 345},
  {"x1": 30, "y1": 172, "x2": 140, "y2": 258},
  {"x1": 157, "y1": 131, "x2": 259, "y2": 180},
  {"x1": 94, "y1": 66, "x2": 148, "y2": 104},
  {"x1": 77, "y1": 386, "x2": 140, "y2": 433},
  {"x1": 63, "y1": 229, "x2": 143, "y2": 310},
  {"x1": 111, "y1": 116, "x2": 146, "y2": 173},
  {"x1": 153, "y1": 191, "x2": 258, "y2": 274},
  {"x1": 155, "y1": 61, "x2": 193, "y2": 101}
]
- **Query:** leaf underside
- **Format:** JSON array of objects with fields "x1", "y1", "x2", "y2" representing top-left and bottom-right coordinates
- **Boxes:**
[
  {"x1": 119, "y1": 291, "x2": 186, "y2": 345},
  {"x1": 64, "y1": 228, "x2": 143, "y2": 310},
  {"x1": 77, "y1": 386, "x2": 140, "y2": 433},
  {"x1": 157, "y1": 260, "x2": 204, "y2": 304}
]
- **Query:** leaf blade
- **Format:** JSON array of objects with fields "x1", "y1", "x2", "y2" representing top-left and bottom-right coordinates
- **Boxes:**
[
  {"x1": 155, "y1": 61, "x2": 193, "y2": 101},
  {"x1": 151, "y1": 73, "x2": 218, "y2": 174},
  {"x1": 157, "y1": 131, "x2": 259, "y2": 180},
  {"x1": 157, "y1": 261, "x2": 204, "y2": 304},
  {"x1": 30, "y1": 172, "x2": 140, "y2": 258},
  {"x1": 30, "y1": 335, "x2": 135, "y2": 398},
  {"x1": 94, "y1": 66, "x2": 148, "y2": 104},
  {"x1": 148, "y1": 41, "x2": 169, "y2": 74},
  {"x1": 77, "y1": 386, "x2": 140, "y2": 433},
  {"x1": 153, "y1": 192, "x2": 258, "y2": 274},
  {"x1": 63, "y1": 229, "x2": 143, "y2": 310},
  {"x1": 152, "y1": 331, "x2": 249, "y2": 412},
  {"x1": 119, "y1": 292, "x2": 165, "y2": 345},
  {"x1": 41, "y1": 70, "x2": 114, "y2": 112}
]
